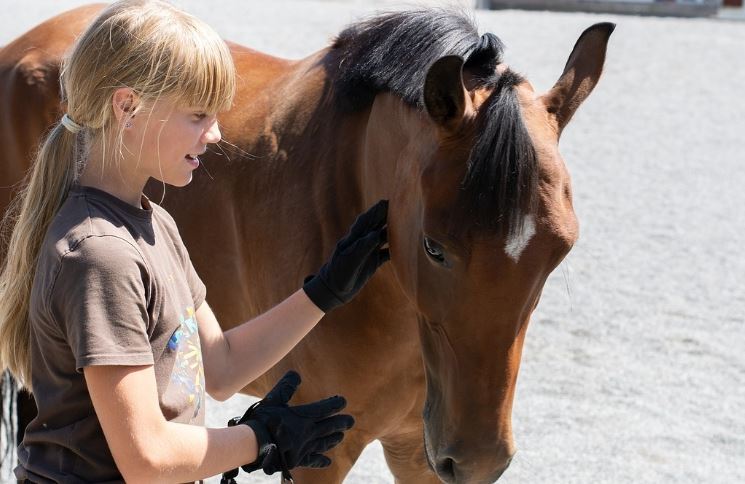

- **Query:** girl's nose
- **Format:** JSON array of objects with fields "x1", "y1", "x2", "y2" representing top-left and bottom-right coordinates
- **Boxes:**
[{"x1": 203, "y1": 118, "x2": 221, "y2": 144}]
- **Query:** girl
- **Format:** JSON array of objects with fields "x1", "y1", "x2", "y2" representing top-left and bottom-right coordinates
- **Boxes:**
[{"x1": 0, "y1": 1, "x2": 389, "y2": 482}]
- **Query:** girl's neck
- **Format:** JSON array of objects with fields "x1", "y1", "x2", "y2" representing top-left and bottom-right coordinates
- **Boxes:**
[{"x1": 78, "y1": 144, "x2": 150, "y2": 209}]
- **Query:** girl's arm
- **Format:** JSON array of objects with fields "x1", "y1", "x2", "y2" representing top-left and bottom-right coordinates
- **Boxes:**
[
  {"x1": 197, "y1": 290, "x2": 322, "y2": 401},
  {"x1": 84, "y1": 363, "x2": 258, "y2": 483}
]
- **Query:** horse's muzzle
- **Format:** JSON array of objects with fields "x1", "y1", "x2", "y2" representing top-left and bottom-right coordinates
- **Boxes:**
[{"x1": 425, "y1": 437, "x2": 515, "y2": 483}]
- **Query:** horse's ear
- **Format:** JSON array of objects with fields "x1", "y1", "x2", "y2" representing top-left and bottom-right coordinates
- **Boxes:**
[
  {"x1": 542, "y1": 22, "x2": 615, "y2": 137},
  {"x1": 424, "y1": 55, "x2": 467, "y2": 128}
]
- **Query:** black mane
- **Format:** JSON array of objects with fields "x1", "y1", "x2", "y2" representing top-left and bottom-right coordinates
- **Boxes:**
[
  {"x1": 330, "y1": 10, "x2": 537, "y2": 235},
  {"x1": 331, "y1": 9, "x2": 483, "y2": 110}
]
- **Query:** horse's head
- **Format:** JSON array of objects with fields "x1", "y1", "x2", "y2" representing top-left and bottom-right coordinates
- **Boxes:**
[{"x1": 364, "y1": 22, "x2": 613, "y2": 483}]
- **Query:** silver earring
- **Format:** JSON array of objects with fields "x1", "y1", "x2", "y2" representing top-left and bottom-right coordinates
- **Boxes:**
[{"x1": 125, "y1": 121, "x2": 132, "y2": 128}]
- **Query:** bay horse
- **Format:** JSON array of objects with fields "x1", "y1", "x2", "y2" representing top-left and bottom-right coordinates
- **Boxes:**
[{"x1": 0, "y1": 5, "x2": 613, "y2": 483}]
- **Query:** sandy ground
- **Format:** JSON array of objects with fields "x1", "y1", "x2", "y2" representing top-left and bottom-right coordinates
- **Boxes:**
[{"x1": 2, "y1": 1, "x2": 745, "y2": 482}]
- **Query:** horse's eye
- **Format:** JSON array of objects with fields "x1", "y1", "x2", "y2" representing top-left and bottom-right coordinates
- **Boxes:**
[{"x1": 423, "y1": 237, "x2": 445, "y2": 263}]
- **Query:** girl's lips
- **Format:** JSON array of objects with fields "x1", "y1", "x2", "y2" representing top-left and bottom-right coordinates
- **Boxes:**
[{"x1": 185, "y1": 155, "x2": 199, "y2": 168}]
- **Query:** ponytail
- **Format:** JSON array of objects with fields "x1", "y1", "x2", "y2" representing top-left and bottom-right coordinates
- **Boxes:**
[{"x1": 0, "y1": 121, "x2": 82, "y2": 387}]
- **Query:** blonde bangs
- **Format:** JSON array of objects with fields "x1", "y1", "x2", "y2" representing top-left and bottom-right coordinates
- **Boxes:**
[{"x1": 169, "y1": 18, "x2": 235, "y2": 114}]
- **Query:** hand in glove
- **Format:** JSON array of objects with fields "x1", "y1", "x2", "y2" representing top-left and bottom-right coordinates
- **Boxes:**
[
  {"x1": 303, "y1": 199, "x2": 390, "y2": 312},
  {"x1": 221, "y1": 370, "x2": 354, "y2": 483}
]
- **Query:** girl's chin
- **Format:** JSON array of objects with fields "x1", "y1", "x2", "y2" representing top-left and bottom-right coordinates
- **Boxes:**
[{"x1": 154, "y1": 174, "x2": 193, "y2": 188}]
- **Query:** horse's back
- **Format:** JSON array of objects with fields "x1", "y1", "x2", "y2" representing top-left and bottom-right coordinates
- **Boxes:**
[{"x1": 0, "y1": 4, "x2": 105, "y2": 217}]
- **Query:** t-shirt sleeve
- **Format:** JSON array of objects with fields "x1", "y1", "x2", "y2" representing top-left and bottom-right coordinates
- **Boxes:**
[{"x1": 50, "y1": 235, "x2": 154, "y2": 372}]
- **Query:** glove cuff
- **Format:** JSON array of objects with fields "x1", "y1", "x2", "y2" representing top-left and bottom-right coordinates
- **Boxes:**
[
  {"x1": 241, "y1": 419, "x2": 275, "y2": 473},
  {"x1": 302, "y1": 274, "x2": 344, "y2": 313}
]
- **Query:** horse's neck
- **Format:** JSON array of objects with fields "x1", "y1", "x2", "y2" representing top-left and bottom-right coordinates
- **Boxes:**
[
  {"x1": 225, "y1": 46, "x2": 423, "y2": 208},
  {"x1": 228, "y1": 48, "x2": 374, "y2": 222}
]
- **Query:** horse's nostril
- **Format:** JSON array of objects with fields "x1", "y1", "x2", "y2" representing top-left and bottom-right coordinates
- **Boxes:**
[{"x1": 436, "y1": 457, "x2": 456, "y2": 481}]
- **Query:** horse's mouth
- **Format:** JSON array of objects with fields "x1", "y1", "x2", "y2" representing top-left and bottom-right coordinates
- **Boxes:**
[{"x1": 423, "y1": 428, "x2": 436, "y2": 473}]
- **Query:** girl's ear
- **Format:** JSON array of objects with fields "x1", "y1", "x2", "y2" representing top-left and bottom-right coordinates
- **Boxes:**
[{"x1": 111, "y1": 88, "x2": 139, "y2": 124}]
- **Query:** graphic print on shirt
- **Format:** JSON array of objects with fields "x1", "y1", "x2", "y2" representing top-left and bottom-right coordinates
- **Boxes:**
[{"x1": 167, "y1": 306, "x2": 204, "y2": 419}]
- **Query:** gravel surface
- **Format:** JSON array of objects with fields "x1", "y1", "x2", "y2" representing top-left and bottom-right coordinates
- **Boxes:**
[{"x1": 2, "y1": 1, "x2": 744, "y2": 483}]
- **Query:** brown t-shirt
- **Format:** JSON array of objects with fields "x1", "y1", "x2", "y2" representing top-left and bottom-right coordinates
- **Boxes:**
[{"x1": 15, "y1": 185, "x2": 207, "y2": 483}]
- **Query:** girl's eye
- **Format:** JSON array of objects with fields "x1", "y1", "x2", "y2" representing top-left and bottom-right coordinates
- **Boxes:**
[
  {"x1": 193, "y1": 113, "x2": 207, "y2": 120},
  {"x1": 423, "y1": 237, "x2": 446, "y2": 264}
]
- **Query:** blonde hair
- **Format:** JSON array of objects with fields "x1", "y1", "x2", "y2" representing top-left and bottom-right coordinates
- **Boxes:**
[{"x1": 0, "y1": 0, "x2": 235, "y2": 386}]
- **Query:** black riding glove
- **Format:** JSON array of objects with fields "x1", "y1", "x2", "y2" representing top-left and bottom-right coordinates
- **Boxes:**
[
  {"x1": 221, "y1": 371, "x2": 354, "y2": 483},
  {"x1": 303, "y1": 199, "x2": 390, "y2": 312}
]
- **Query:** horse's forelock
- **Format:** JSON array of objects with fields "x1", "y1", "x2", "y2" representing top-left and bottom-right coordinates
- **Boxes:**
[{"x1": 457, "y1": 69, "x2": 539, "y2": 237}]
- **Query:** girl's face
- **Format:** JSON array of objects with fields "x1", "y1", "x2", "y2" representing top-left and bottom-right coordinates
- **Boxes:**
[{"x1": 127, "y1": 97, "x2": 221, "y2": 187}]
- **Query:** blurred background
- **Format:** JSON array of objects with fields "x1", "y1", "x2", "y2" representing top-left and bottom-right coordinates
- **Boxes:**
[{"x1": 1, "y1": 1, "x2": 744, "y2": 483}]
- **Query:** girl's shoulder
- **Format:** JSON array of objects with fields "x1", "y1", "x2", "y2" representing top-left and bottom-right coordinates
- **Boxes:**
[{"x1": 47, "y1": 188, "x2": 145, "y2": 257}]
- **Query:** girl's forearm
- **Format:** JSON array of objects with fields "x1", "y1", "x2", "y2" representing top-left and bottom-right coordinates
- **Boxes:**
[
  {"x1": 129, "y1": 421, "x2": 257, "y2": 483},
  {"x1": 216, "y1": 288, "x2": 324, "y2": 397}
]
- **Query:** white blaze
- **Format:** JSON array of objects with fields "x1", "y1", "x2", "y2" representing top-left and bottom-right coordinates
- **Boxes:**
[{"x1": 504, "y1": 214, "x2": 536, "y2": 262}]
